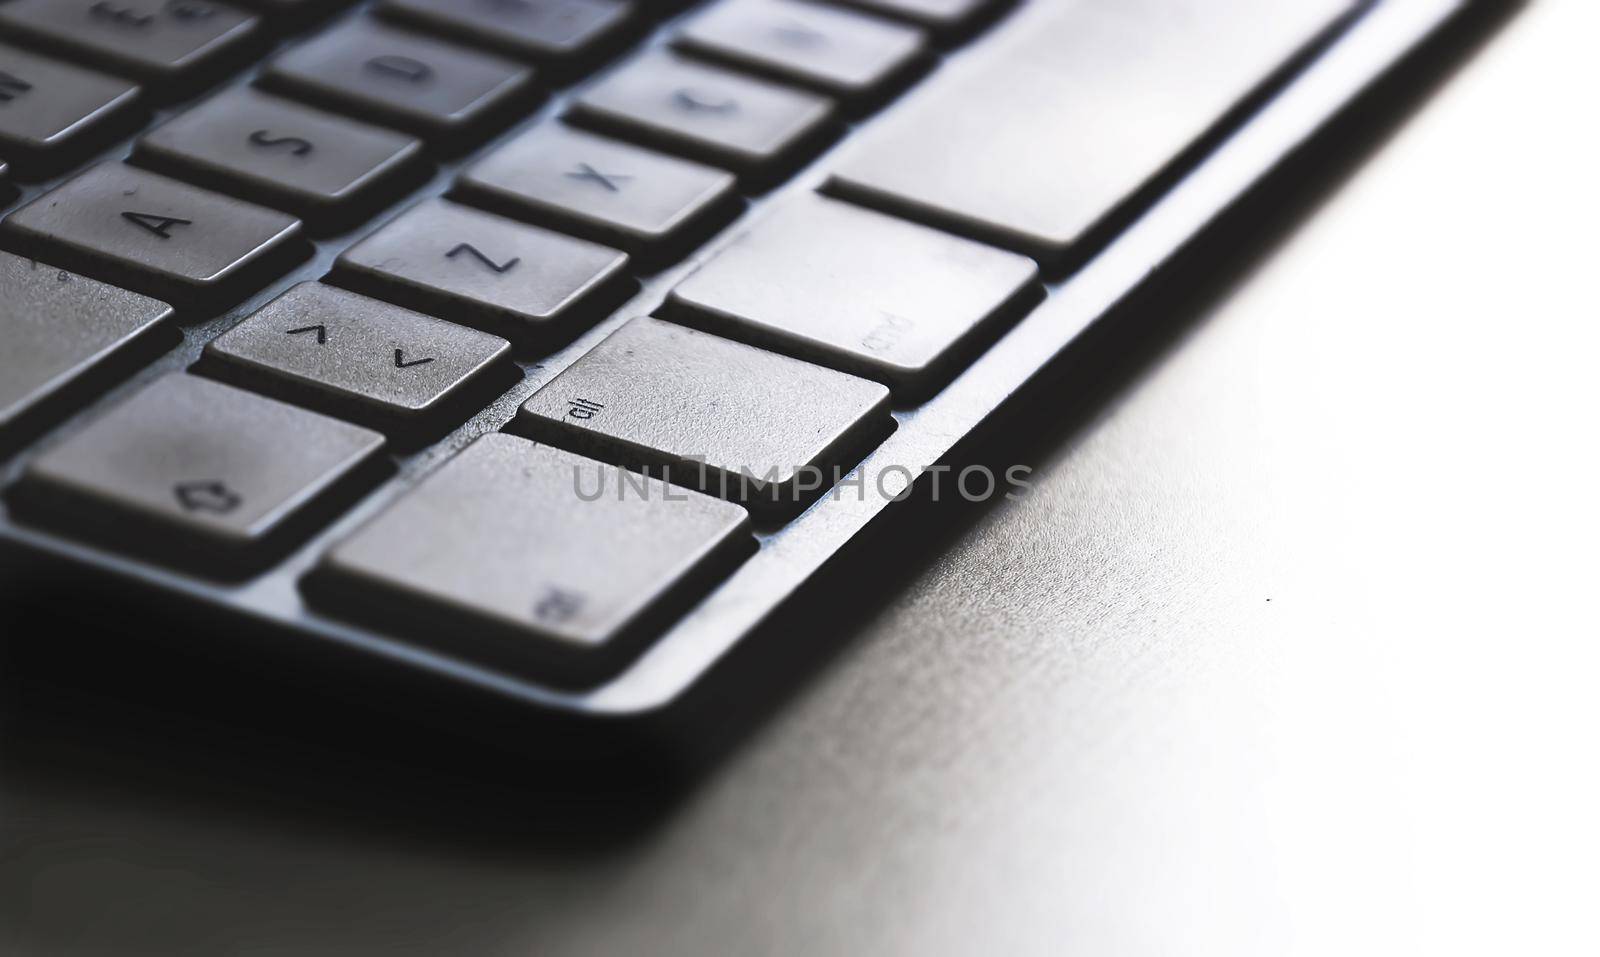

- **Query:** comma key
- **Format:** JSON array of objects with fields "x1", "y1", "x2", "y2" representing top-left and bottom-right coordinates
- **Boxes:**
[
  {"x1": 673, "y1": 0, "x2": 926, "y2": 101},
  {"x1": 568, "y1": 49, "x2": 833, "y2": 179}
]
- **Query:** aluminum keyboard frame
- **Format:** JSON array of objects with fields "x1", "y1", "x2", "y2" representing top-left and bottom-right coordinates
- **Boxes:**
[{"x1": 0, "y1": 0, "x2": 1473, "y2": 718}]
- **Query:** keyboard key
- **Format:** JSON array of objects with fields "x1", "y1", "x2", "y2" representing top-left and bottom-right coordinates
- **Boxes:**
[
  {"x1": 0, "y1": 252, "x2": 174, "y2": 445},
  {"x1": 827, "y1": 0, "x2": 1357, "y2": 264},
  {"x1": 457, "y1": 122, "x2": 737, "y2": 259},
  {"x1": 0, "y1": 44, "x2": 141, "y2": 174},
  {"x1": 312, "y1": 433, "x2": 752, "y2": 677},
  {"x1": 667, "y1": 193, "x2": 1036, "y2": 396},
  {"x1": 7, "y1": 373, "x2": 385, "y2": 571},
  {"x1": 377, "y1": 0, "x2": 634, "y2": 64},
  {"x1": 204, "y1": 282, "x2": 514, "y2": 432},
  {"x1": 136, "y1": 87, "x2": 423, "y2": 226},
  {"x1": 261, "y1": 17, "x2": 534, "y2": 143},
  {"x1": 335, "y1": 198, "x2": 629, "y2": 343},
  {"x1": 0, "y1": 0, "x2": 259, "y2": 85},
  {"x1": 517, "y1": 317, "x2": 890, "y2": 515},
  {"x1": 674, "y1": 0, "x2": 925, "y2": 101},
  {"x1": 3, "y1": 162, "x2": 303, "y2": 303},
  {"x1": 825, "y1": 0, "x2": 993, "y2": 34},
  {"x1": 569, "y1": 50, "x2": 834, "y2": 179}
]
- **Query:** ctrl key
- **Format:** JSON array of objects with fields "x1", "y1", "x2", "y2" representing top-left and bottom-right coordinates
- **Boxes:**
[
  {"x1": 307, "y1": 434, "x2": 754, "y2": 684},
  {"x1": 5, "y1": 373, "x2": 387, "y2": 576}
]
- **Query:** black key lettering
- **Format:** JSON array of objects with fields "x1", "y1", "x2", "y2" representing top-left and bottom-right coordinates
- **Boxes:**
[
  {"x1": 533, "y1": 586, "x2": 585, "y2": 625},
  {"x1": 0, "y1": 70, "x2": 33, "y2": 103},
  {"x1": 366, "y1": 55, "x2": 432, "y2": 83},
  {"x1": 565, "y1": 163, "x2": 632, "y2": 192},
  {"x1": 861, "y1": 313, "x2": 913, "y2": 354},
  {"x1": 673, "y1": 89, "x2": 738, "y2": 114},
  {"x1": 174, "y1": 480, "x2": 241, "y2": 514},
  {"x1": 393, "y1": 349, "x2": 433, "y2": 369},
  {"x1": 121, "y1": 211, "x2": 193, "y2": 239},
  {"x1": 248, "y1": 130, "x2": 313, "y2": 156},
  {"x1": 285, "y1": 324, "x2": 327, "y2": 344},
  {"x1": 446, "y1": 243, "x2": 519, "y2": 274}
]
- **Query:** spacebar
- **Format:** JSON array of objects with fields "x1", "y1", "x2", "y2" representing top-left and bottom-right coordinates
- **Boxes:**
[{"x1": 825, "y1": 0, "x2": 1361, "y2": 265}]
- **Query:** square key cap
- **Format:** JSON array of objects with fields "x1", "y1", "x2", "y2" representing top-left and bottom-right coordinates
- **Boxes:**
[
  {"x1": 8, "y1": 373, "x2": 385, "y2": 572},
  {"x1": 314, "y1": 433, "x2": 752, "y2": 678},
  {"x1": 568, "y1": 50, "x2": 834, "y2": 178},
  {"x1": 204, "y1": 282, "x2": 513, "y2": 432},
  {"x1": 0, "y1": 251, "x2": 173, "y2": 445},
  {"x1": 261, "y1": 17, "x2": 534, "y2": 143},
  {"x1": 457, "y1": 123, "x2": 737, "y2": 259},
  {"x1": 335, "y1": 198, "x2": 629, "y2": 342},
  {"x1": 2, "y1": 162, "x2": 303, "y2": 304},
  {"x1": 377, "y1": 0, "x2": 634, "y2": 64},
  {"x1": 0, "y1": 43, "x2": 141, "y2": 173},
  {"x1": 674, "y1": 0, "x2": 925, "y2": 101},
  {"x1": 517, "y1": 317, "x2": 891, "y2": 516},
  {"x1": 0, "y1": 0, "x2": 259, "y2": 85},
  {"x1": 137, "y1": 87, "x2": 423, "y2": 226},
  {"x1": 667, "y1": 193, "x2": 1037, "y2": 396}
]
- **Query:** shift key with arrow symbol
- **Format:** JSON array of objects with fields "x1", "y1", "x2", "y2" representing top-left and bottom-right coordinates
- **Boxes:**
[
  {"x1": 8, "y1": 373, "x2": 386, "y2": 565},
  {"x1": 204, "y1": 283, "x2": 513, "y2": 429}
]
